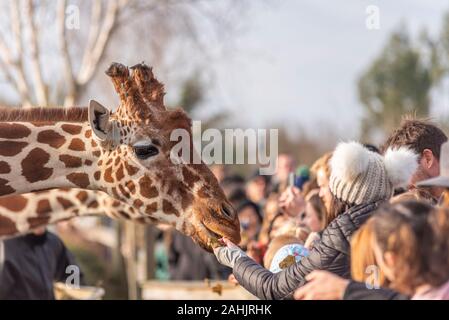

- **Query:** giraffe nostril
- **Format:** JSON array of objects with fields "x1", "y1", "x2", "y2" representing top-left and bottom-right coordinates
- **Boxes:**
[{"x1": 221, "y1": 204, "x2": 235, "y2": 220}]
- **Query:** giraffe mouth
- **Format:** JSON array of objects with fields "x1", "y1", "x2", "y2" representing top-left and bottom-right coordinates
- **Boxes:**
[
  {"x1": 201, "y1": 220, "x2": 241, "y2": 249},
  {"x1": 203, "y1": 225, "x2": 223, "y2": 248}
]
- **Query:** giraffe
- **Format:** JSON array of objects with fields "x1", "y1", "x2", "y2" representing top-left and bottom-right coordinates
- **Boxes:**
[
  {"x1": 0, "y1": 62, "x2": 240, "y2": 250},
  {"x1": 0, "y1": 189, "x2": 150, "y2": 238}
]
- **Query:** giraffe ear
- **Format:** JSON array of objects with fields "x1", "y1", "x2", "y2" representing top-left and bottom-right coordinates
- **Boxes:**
[{"x1": 88, "y1": 99, "x2": 112, "y2": 142}]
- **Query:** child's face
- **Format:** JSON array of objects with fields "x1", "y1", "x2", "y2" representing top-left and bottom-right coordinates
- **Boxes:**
[
  {"x1": 238, "y1": 206, "x2": 261, "y2": 246},
  {"x1": 317, "y1": 169, "x2": 332, "y2": 212},
  {"x1": 305, "y1": 202, "x2": 322, "y2": 232}
]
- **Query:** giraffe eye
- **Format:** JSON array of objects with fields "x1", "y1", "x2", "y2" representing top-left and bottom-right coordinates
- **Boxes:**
[{"x1": 133, "y1": 144, "x2": 159, "y2": 160}]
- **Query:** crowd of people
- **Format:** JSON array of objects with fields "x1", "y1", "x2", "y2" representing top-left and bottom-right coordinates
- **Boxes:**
[
  {"x1": 2, "y1": 116, "x2": 449, "y2": 301},
  {"x1": 208, "y1": 117, "x2": 449, "y2": 300}
]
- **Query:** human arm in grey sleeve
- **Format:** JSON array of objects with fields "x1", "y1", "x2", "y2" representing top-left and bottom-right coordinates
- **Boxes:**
[{"x1": 233, "y1": 239, "x2": 350, "y2": 300}]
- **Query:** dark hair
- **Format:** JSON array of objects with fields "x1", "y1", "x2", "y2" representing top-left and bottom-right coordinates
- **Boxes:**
[
  {"x1": 221, "y1": 174, "x2": 245, "y2": 187},
  {"x1": 236, "y1": 199, "x2": 263, "y2": 223},
  {"x1": 372, "y1": 201, "x2": 449, "y2": 295},
  {"x1": 382, "y1": 118, "x2": 448, "y2": 159},
  {"x1": 327, "y1": 194, "x2": 352, "y2": 224}
]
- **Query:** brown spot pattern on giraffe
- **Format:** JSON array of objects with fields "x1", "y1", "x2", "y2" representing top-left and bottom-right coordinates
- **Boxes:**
[
  {"x1": 66, "y1": 173, "x2": 90, "y2": 188},
  {"x1": 163, "y1": 199, "x2": 180, "y2": 216},
  {"x1": 0, "y1": 161, "x2": 11, "y2": 174},
  {"x1": 68, "y1": 138, "x2": 85, "y2": 151},
  {"x1": 21, "y1": 148, "x2": 53, "y2": 183},
  {"x1": 115, "y1": 164, "x2": 124, "y2": 181},
  {"x1": 0, "y1": 195, "x2": 28, "y2": 211},
  {"x1": 0, "y1": 123, "x2": 31, "y2": 139},
  {"x1": 61, "y1": 124, "x2": 83, "y2": 135},
  {"x1": 57, "y1": 197, "x2": 73, "y2": 209},
  {"x1": 94, "y1": 171, "x2": 101, "y2": 181},
  {"x1": 27, "y1": 216, "x2": 50, "y2": 230},
  {"x1": 182, "y1": 167, "x2": 200, "y2": 188},
  {"x1": 36, "y1": 199, "x2": 52, "y2": 215},
  {"x1": 104, "y1": 167, "x2": 114, "y2": 183},
  {"x1": 118, "y1": 211, "x2": 131, "y2": 219},
  {"x1": 37, "y1": 130, "x2": 66, "y2": 148},
  {"x1": 59, "y1": 154, "x2": 82, "y2": 168},
  {"x1": 87, "y1": 200, "x2": 99, "y2": 209},
  {"x1": 76, "y1": 190, "x2": 89, "y2": 202},
  {"x1": 125, "y1": 180, "x2": 136, "y2": 194},
  {"x1": 124, "y1": 162, "x2": 139, "y2": 176},
  {"x1": 198, "y1": 186, "x2": 210, "y2": 199},
  {"x1": 0, "y1": 178, "x2": 15, "y2": 196},
  {"x1": 112, "y1": 187, "x2": 122, "y2": 200},
  {"x1": 139, "y1": 176, "x2": 159, "y2": 199},
  {"x1": 133, "y1": 199, "x2": 144, "y2": 208},
  {"x1": 118, "y1": 184, "x2": 129, "y2": 198},
  {"x1": 0, "y1": 216, "x2": 18, "y2": 235},
  {"x1": 0, "y1": 141, "x2": 28, "y2": 156},
  {"x1": 145, "y1": 202, "x2": 158, "y2": 214}
]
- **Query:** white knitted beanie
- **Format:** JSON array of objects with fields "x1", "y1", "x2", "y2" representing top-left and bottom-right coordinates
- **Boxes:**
[{"x1": 329, "y1": 141, "x2": 418, "y2": 205}]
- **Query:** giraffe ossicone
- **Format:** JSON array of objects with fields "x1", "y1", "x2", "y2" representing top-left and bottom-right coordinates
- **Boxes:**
[{"x1": 0, "y1": 62, "x2": 240, "y2": 251}]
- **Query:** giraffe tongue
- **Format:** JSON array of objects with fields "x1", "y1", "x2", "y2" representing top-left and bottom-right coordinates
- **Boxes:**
[{"x1": 204, "y1": 228, "x2": 223, "y2": 248}]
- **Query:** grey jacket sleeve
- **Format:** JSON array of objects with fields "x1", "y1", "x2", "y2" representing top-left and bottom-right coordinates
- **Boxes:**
[
  {"x1": 232, "y1": 202, "x2": 379, "y2": 300},
  {"x1": 233, "y1": 236, "x2": 348, "y2": 300}
]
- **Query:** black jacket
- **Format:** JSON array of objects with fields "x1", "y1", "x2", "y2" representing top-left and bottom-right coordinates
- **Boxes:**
[
  {"x1": 233, "y1": 201, "x2": 382, "y2": 300},
  {"x1": 0, "y1": 231, "x2": 83, "y2": 300},
  {"x1": 343, "y1": 281, "x2": 409, "y2": 300},
  {"x1": 169, "y1": 231, "x2": 231, "y2": 280}
]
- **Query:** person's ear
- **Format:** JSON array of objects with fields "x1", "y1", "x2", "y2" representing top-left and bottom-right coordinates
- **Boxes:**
[{"x1": 421, "y1": 149, "x2": 436, "y2": 170}]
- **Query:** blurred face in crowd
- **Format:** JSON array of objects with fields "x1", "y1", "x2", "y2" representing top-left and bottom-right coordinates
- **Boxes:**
[
  {"x1": 246, "y1": 176, "x2": 267, "y2": 203},
  {"x1": 264, "y1": 195, "x2": 280, "y2": 220},
  {"x1": 239, "y1": 205, "x2": 261, "y2": 247},
  {"x1": 304, "y1": 202, "x2": 322, "y2": 232},
  {"x1": 410, "y1": 150, "x2": 444, "y2": 198},
  {"x1": 317, "y1": 168, "x2": 333, "y2": 212},
  {"x1": 276, "y1": 154, "x2": 295, "y2": 183}
]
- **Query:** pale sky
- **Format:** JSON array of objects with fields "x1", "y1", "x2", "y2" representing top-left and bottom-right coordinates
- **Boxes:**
[
  {"x1": 1, "y1": 0, "x2": 447, "y2": 144},
  {"x1": 195, "y1": 0, "x2": 449, "y2": 142}
]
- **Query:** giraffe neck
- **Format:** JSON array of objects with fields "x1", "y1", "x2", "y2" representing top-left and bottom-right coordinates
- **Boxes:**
[
  {"x1": 0, "y1": 121, "x2": 100, "y2": 196},
  {"x1": 0, "y1": 189, "x2": 157, "y2": 238}
]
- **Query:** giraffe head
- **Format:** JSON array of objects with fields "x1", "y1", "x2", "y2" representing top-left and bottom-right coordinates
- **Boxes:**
[{"x1": 89, "y1": 62, "x2": 240, "y2": 251}]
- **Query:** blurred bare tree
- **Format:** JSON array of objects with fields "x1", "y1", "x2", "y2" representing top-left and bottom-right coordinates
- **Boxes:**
[
  {"x1": 0, "y1": 0, "x2": 249, "y2": 300},
  {"x1": 357, "y1": 27, "x2": 437, "y2": 141},
  {"x1": 0, "y1": 0, "x2": 248, "y2": 107}
]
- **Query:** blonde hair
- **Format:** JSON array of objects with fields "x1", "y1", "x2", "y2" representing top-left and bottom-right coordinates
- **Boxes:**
[
  {"x1": 350, "y1": 218, "x2": 387, "y2": 286},
  {"x1": 310, "y1": 152, "x2": 332, "y2": 179},
  {"x1": 372, "y1": 202, "x2": 449, "y2": 295},
  {"x1": 390, "y1": 188, "x2": 436, "y2": 205},
  {"x1": 263, "y1": 235, "x2": 302, "y2": 269}
]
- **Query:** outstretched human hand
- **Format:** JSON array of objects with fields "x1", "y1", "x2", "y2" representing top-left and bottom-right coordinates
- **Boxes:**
[{"x1": 213, "y1": 237, "x2": 247, "y2": 269}]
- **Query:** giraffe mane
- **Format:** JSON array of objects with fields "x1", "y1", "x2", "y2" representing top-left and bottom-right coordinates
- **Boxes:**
[{"x1": 0, "y1": 107, "x2": 89, "y2": 123}]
